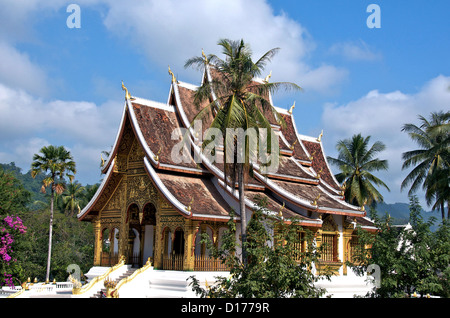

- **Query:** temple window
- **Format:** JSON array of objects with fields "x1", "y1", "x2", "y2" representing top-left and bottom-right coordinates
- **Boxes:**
[{"x1": 319, "y1": 214, "x2": 339, "y2": 263}]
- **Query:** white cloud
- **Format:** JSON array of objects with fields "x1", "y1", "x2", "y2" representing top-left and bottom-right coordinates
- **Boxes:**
[
  {"x1": 98, "y1": 0, "x2": 347, "y2": 93},
  {"x1": 0, "y1": 82, "x2": 123, "y2": 184},
  {"x1": 329, "y1": 40, "x2": 382, "y2": 62},
  {"x1": 0, "y1": 42, "x2": 48, "y2": 96},
  {"x1": 321, "y1": 75, "x2": 450, "y2": 205}
]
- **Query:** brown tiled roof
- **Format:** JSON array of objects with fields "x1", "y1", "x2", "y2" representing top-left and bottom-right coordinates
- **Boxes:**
[
  {"x1": 156, "y1": 171, "x2": 230, "y2": 218},
  {"x1": 271, "y1": 179, "x2": 361, "y2": 214},
  {"x1": 279, "y1": 114, "x2": 311, "y2": 163},
  {"x1": 245, "y1": 191, "x2": 319, "y2": 225},
  {"x1": 345, "y1": 216, "x2": 376, "y2": 229},
  {"x1": 131, "y1": 102, "x2": 199, "y2": 170},
  {"x1": 270, "y1": 156, "x2": 316, "y2": 181},
  {"x1": 301, "y1": 139, "x2": 341, "y2": 191},
  {"x1": 176, "y1": 85, "x2": 215, "y2": 133}
]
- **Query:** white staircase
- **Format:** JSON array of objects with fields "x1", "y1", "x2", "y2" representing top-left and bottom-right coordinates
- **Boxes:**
[
  {"x1": 143, "y1": 270, "x2": 228, "y2": 298},
  {"x1": 316, "y1": 274, "x2": 374, "y2": 298}
]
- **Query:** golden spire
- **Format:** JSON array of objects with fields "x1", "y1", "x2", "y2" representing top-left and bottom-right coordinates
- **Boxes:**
[
  {"x1": 288, "y1": 101, "x2": 295, "y2": 114},
  {"x1": 317, "y1": 130, "x2": 323, "y2": 142},
  {"x1": 121, "y1": 80, "x2": 132, "y2": 100},
  {"x1": 264, "y1": 70, "x2": 272, "y2": 83},
  {"x1": 168, "y1": 65, "x2": 177, "y2": 83},
  {"x1": 202, "y1": 48, "x2": 208, "y2": 64}
]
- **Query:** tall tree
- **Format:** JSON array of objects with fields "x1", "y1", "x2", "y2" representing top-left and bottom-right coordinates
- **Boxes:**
[
  {"x1": 62, "y1": 181, "x2": 85, "y2": 216},
  {"x1": 31, "y1": 145, "x2": 76, "y2": 282},
  {"x1": 327, "y1": 133, "x2": 390, "y2": 207},
  {"x1": 401, "y1": 111, "x2": 450, "y2": 220},
  {"x1": 185, "y1": 39, "x2": 301, "y2": 263}
]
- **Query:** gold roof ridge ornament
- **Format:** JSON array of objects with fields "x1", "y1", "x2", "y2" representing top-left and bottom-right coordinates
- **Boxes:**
[
  {"x1": 317, "y1": 130, "x2": 323, "y2": 142},
  {"x1": 121, "y1": 80, "x2": 134, "y2": 100},
  {"x1": 185, "y1": 198, "x2": 194, "y2": 213},
  {"x1": 289, "y1": 139, "x2": 297, "y2": 150},
  {"x1": 316, "y1": 168, "x2": 323, "y2": 179},
  {"x1": 288, "y1": 101, "x2": 295, "y2": 114},
  {"x1": 264, "y1": 70, "x2": 272, "y2": 83},
  {"x1": 168, "y1": 65, "x2": 177, "y2": 83},
  {"x1": 154, "y1": 146, "x2": 162, "y2": 162},
  {"x1": 202, "y1": 48, "x2": 208, "y2": 64},
  {"x1": 311, "y1": 194, "x2": 321, "y2": 206},
  {"x1": 278, "y1": 202, "x2": 285, "y2": 217}
]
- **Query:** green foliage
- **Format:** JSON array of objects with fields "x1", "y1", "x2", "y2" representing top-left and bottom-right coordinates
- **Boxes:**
[
  {"x1": 189, "y1": 197, "x2": 330, "y2": 298},
  {"x1": 401, "y1": 111, "x2": 449, "y2": 220},
  {"x1": 349, "y1": 195, "x2": 450, "y2": 298},
  {"x1": 327, "y1": 133, "x2": 390, "y2": 207},
  {"x1": 14, "y1": 210, "x2": 94, "y2": 282},
  {"x1": 0, "y1": 165, "x2": 31, "y2": 216},
  {"x1": 1, "y1": 160, "x2": 97, "y2": 285}
]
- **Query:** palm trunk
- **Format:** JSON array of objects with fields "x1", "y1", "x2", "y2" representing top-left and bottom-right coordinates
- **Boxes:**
[
  {"x1": 441, "y1": 201, "x2": 445, "y2": 222},
  {"x1": 46, "y1": 184, "x2": 55, "y2": 283},
  {"x1": 238, "y1": 163, "x2": 247, "y2": 265}
]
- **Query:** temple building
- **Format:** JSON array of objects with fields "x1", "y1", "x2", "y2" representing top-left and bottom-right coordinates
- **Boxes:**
[{"x1": 77, "y1": 62, "x2": 377, "y2": 276}]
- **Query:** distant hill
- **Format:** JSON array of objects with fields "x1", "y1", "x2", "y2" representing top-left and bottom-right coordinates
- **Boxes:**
[
  {"x1": 373, "y1": 201, "x2": 443, "y2": 230},
  {"x1": 0, "y1": 162, "x2": 49, "y2": 208}
]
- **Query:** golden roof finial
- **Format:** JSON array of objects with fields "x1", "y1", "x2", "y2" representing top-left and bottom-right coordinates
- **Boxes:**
[
  {"x1": 121, "y1": 80, "x2": 132, "y2": 100},
  {"x1": 289, "y1": 139, "x2": 297, "y2": 150},
  {"x1": 288, "y1": 101, "x2": 295, "y2": 114},
  {"x1": 278, "y1": 202, "x2": 285, "y2": 217},
  {"x1": 185, "y1": 198, "x2": 194, "y2": 213},
  {"x1": 311, "y1": 194, "x2": 321, "y2": 206},
  {"x1": 154, "y1": 146, "x2": 162, "y2": 162},
  {"x1": 317, "y1": 130, "x2": 323, "y2": 142},
  {"x1": 316, "y1": 168, "x2": 323, "y2": 179},
  {"x1": 101, "y1": 154, "x2": 105, "y2": 167},
  {"x1": 264, "y1": 70, "x2": 272, "y2": 83},
  {"x1": 168, "y1": 65, "x2": 176, "y2": 83},
  {"x1": 202, "y1": 48, "x2": 208, "y2": 64}
]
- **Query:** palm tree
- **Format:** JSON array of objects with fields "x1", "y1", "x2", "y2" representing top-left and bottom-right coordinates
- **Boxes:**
[
  {"x1": 62, "y1": 181, "x2": 85, "y2": 216},
  {"x1": 185, "y1": 39, "x2": 301, "y2": 263},
  {"x1": 31, "y1": 145, "x2": 76, "y2": 282},
  {"x1": 401, "y1": 111, "x2": 450, "y2": 220},
  {"x1": 327, "y1": 133, "x2": 390, "y2": 207}
]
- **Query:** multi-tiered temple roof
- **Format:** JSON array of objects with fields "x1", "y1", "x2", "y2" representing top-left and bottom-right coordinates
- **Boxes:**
[{"x1": 78, "y1": 63, "x2": 376, "y2": 231}]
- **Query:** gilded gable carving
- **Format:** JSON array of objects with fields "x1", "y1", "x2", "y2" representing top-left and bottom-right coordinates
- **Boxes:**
[
  {"x1": 128, "y1": 139, "x2": 145, "y2": 163},
  {"x1": 127, "y1": 174, "x2": 157, "y2": 210},
  {"x1": 104, "y1": 180, "x2": 126, "y2": 211},
  {"x1": 322, "y1": 214, "x2": 338, "y2": 232}
]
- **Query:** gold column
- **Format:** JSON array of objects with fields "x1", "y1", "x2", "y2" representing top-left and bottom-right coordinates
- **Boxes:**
[
  {"x1": 153, "y1": 210, "x2": 163, "y2": 269},
  {"x1": 183, "y1": 219, "x2": 195, "y2": 271},
  {"x1": 93, "y1": 217, "x2": 102, "y2": 266},
  {"x1": 342, "y1": 218, "x2": 354, "y2": 276}
]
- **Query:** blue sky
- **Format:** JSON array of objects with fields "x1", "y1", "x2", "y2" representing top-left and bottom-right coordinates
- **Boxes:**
[{"x1": 0, "y1": 0, "x2": 449, "y2": 207}]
